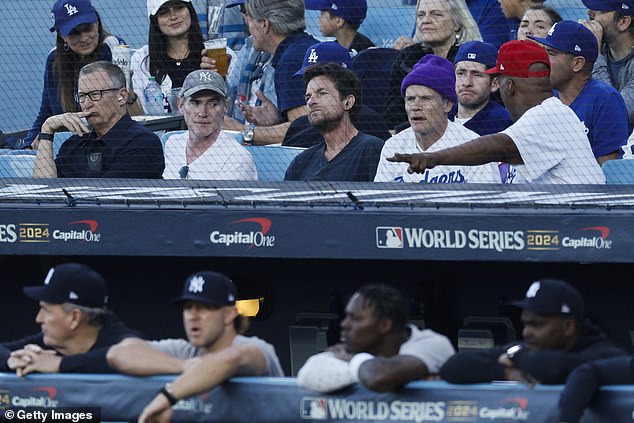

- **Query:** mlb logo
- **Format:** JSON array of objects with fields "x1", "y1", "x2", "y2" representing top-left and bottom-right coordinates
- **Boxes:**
[
  {"x1": 300, "y1": 397, "x2": 327, "y2": 420},
  {"x1": 376, "y1": 227, "x2": 403, "y2": 248}
]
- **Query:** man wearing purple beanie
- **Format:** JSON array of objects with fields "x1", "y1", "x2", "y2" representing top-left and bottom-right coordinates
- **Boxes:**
[{"x1": 374, "y1": 55, "x2": 501, "y2": 183}]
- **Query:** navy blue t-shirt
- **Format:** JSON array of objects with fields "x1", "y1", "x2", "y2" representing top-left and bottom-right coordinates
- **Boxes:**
[
  {"x1": 284, "y1": 132, "x2": 383, "y2": 181},
  {"x1": 55, "y1": 114, "x2": 165, "y2": 178},
  {"x1": 449, "y1": 100, "x2": 513, "y2": 136},
  {"x1": 272, "y1": 31, "x2": 318, "y2": 117}
]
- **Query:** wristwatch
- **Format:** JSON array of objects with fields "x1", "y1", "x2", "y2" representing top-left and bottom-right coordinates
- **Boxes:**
[
  {"x1": 38, "y1": 132, "x2": 54, "y2": 142},
  {"x1": 505, "y1": 344, "x2": 522, "y2": 360},
  {"x1": 242, "y1": 124, "x2": 255, "y2": 145},
  {"x1": 158, "y1": 382, "x2": 178, "y2": 405}
]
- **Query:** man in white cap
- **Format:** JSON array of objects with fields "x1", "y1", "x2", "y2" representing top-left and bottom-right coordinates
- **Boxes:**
[
  {"x1": 107, "y1": 271, "x2": 283, "y2": 423},
  {"x1": 162, "y1": 69, "x2": 257, "y2": 180},
  {"x1": 0, "y1": 263, "x2": 139, "y2": 375}
]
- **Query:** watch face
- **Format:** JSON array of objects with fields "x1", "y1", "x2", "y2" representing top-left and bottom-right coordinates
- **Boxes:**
[{"x1": 506, "y1": 345, "x2": 521, "y2": 356}]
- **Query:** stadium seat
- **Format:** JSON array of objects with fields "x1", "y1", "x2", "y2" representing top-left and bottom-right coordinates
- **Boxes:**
[
  {"x1": 352, "y1": 47, "x2": 399, "y2": 115},
  {"x1": 245, "y1": 145, "x2": 305, "y2": 181},
  {"x1": 0, "y1": 154, "x2": 36, "y2": 178},
  {"x1": 160, "y1": 130, "x2": 187, "y2": 151},
  {"x1": 288, "y1": 312, "x2": 339, "y2": 376},
  {"x1": 602, "y1": 159, "x2": 634, "y2": 184},
  {"x1": 458, "y1": 316, "x2": 516, "y2": 351}
]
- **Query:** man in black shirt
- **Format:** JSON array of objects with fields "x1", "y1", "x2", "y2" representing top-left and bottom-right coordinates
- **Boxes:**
[
  {"x1": 440, "y1": 278, "x2": 626, "y2": 385},
  {"x1": 0, "y1": 263, "x2": 140, "y2": 374},
  {"x1": 32, "y1": 61, "x2": 164, "y2": 179}
]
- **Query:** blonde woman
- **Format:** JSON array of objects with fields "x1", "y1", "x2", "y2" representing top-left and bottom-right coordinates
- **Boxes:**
[{"x1": 383, "y1": 0, "x2": 481, "y2": 130}]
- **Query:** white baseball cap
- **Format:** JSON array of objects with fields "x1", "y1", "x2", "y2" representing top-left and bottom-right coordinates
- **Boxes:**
[{"x1": 147, "y1": 0, "x2": 191, "y2": 17}]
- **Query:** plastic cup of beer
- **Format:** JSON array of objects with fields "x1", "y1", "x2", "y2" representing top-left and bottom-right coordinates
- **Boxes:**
[{"x1": 204, "y1": 38, "x2": 228, "y2": 77}]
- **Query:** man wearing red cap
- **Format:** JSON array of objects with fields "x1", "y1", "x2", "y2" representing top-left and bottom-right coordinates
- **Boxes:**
[
  {"x1": 0, "y1": 263, "x2": 139, "y2": 375},
  {"x1": 388, "y1": 40, "x2": 606, "y2": 184}
]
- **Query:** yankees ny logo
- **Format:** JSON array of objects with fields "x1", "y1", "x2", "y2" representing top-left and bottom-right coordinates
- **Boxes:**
[{"x1": 199, "y1": 71, "x2": 214, "y2": 82}]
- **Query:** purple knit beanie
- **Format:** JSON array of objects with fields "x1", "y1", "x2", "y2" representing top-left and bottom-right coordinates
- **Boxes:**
[{"x1": 400, "y1": 55, "x2": 457, "y2": 104}]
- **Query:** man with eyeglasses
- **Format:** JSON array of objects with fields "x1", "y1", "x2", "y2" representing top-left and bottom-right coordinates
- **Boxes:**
[
  {"x1": 32, "y1": 61, "x2": 164, "y2": 178},
  {"x1": 162, "y1": 69, "x2": 257, "y2": 180}
]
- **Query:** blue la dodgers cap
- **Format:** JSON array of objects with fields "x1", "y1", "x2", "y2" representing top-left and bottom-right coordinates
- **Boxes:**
[
  {"x1": 529, "y1": 21, "x2": 599, "y2": 62},
  {"x1": 24, "y1": 263, "x2": 109, "y2": 308},
  {"x1": 293, "y1": 41, "x2": 353, "y2": 78},
  {"x1": 508, "y1": 278, "x2": 585, "y2": 321},
  {"x1": 50, "y1": 0, "x2": 98, "y2": 37},
  {"x1": 305, "y1": 0, "x2": 368, "y2": 26},
  {"x1": 582, "y1": 0, "x2": 634, "y2": 14},
  {"x1": 171, "y1": 271, "x2": 237, "y2": 307},
  {"x1": 453, "y1": 41, "x2": 498, "y2": 68}
]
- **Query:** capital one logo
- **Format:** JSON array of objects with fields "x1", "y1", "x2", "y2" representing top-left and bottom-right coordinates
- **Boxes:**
[{"x1": 210, "y1": 217, "x2": 275, "y2": 249}]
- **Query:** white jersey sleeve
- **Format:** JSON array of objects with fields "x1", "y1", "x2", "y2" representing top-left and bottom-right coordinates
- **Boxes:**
[{"x1": 399, "y1": 325, "x2": 456, "y2": 373}]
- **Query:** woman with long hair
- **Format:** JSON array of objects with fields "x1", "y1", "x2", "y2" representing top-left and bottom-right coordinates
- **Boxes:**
[
  {"x1": 383, "y1": 0, "x2": 482, "y2": 131},
  {"x1": 25, "y1": 0, "x2": 125, "y2": 148},
  {"x1": 132, "y1": 0, "x2": 205, "y2": 114}
]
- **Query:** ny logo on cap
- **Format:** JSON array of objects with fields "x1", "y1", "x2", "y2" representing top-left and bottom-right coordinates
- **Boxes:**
[
  {"x1": 44, "y1": 268, "x2": 55, "y2": 285},
  {"x1": 468, "y1": 53, "x2": 476, "y2": 59},
  {"x1": 64, "y1": 3, "x2": 79, "y2": 16},
  {"x1": 199, "y1": 71, "x2": 214, "y2": 82},
  {"x1": 526, "y1": 281, "x2": 541, "y2": 298},
  {"x1": 189, "y1": 276, "x2": 205, "y2": 293},
  {"x1": 307, "y1": 49, "x2": 319, "y2": 64}
]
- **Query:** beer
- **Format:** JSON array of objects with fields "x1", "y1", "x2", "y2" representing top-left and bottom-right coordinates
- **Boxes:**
[{"x1": 204, "y1": 38, "x2": 228, "y2": 77}]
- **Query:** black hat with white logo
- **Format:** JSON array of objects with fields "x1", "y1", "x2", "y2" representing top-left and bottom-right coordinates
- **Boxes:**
[{"x1": 23, "y1": 263, "x2": 108, "y2": 308}]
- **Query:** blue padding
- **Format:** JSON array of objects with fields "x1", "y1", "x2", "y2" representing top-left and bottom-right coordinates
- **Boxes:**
[
  {"x1": 245, "y1": 145, "x2": 305, "y2": 181},
  {"x1": 0, "y1": 154, "x2": 35, "y2": 178},
  {"x1": 602, "y1": 159, "x2": 634, "y2": 184}
]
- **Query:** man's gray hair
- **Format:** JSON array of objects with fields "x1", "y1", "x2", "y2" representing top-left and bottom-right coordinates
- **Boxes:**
[
  {"x1": 79, "y1": 61, "x2": 126, "y2": 89},
  {"x1": 246, "y1": 0, "x2": 306, "y2": 36},
  {"x1": 62, "y1": 302, "x2": 109, "y2": 326}
]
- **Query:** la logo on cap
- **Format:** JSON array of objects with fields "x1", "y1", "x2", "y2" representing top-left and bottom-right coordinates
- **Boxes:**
[
  {"x1": 307, "y1": 49, "x2": 319, "y2": 64},
  {"x1": 526, "y1": 281, "x2": 541, "y2": 298},
  {"x1": 64, "y1": 3, "x2": 79, "y2": 16},
  {"x1": 189, "y1": 276, "x2": 205, "y2": 293},
  {"x1": 548, "y1": 24, "x2": 556, "y2": 36}
]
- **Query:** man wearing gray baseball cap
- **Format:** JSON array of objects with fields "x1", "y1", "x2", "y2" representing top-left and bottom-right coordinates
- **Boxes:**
[
  {"x1": 162, "y1": 69, "x2": 257, "y2": 180},
  {"x1": 0, "y1": 263, "x2": 140, "y2": 375},
  {"x1": 107, "y1": 270, "x2": 283, "y2": 423}
]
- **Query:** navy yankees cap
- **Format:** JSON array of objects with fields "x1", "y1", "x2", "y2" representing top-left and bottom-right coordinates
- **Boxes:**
[
  {"x1": 529, "y1": 21, "x2": 599, "y2": 62},
  {"x1": 24, "y1": 263, "x2": 108, "y2": 308},
  {"x1": 508, "y1": 278, "x2": 585, "y2": 321},
  {"x1": 172, "y1": 271, "x2": 237, "y2": 307}
]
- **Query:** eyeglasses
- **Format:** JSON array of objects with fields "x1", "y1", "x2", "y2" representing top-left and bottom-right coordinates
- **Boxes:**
[
  {"x1": 74, "y1": 88, "x2": 122, "y2": 103},
  {"x1": 179, "y1": 165, "x2": 189, "y2": 179}
]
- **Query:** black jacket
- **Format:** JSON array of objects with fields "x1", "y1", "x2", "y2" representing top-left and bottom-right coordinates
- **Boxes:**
[
  {"x1": 558, "y1": 356, "x2": 634, "y2": 423},
  {"x1": 0, "y1": 312, "x2": 141, "y2": 373},
  {"x1": 440, "y1": 319, "x2": 627, "y2": 385}
]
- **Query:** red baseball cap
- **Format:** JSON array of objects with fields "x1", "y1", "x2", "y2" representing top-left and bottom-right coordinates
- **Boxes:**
[{"x1": 485, "y1": 40, "x2": 551, "y2": 78}]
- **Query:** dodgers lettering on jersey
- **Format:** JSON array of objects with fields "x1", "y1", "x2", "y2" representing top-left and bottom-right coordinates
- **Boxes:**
[{"x1": 394, "y1": 169, "x2": 466, "y2": 184}]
